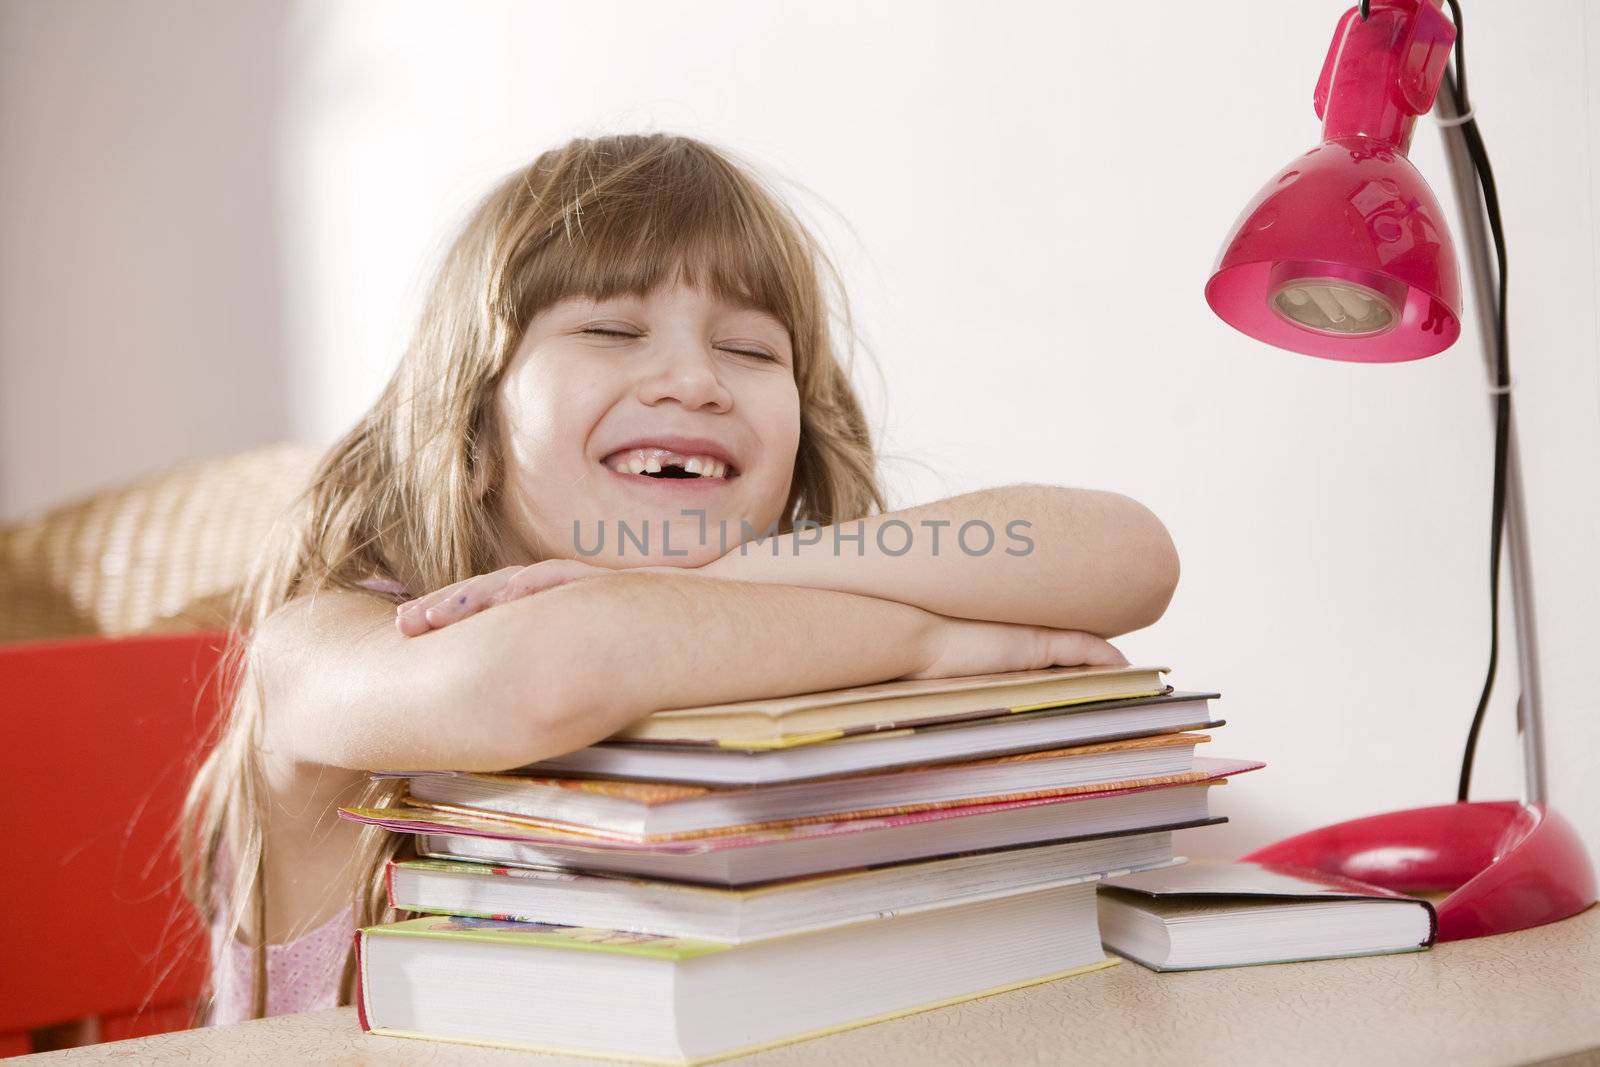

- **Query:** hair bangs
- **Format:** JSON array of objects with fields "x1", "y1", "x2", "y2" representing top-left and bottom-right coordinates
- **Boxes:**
[{"x1": 515, "y1": 142, "x2": 808, "y2": 339}]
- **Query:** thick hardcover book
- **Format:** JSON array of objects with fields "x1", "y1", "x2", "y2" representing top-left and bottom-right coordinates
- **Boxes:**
[
  {"x1": 357, "y1": 883, "x2": 1112, "y2": 1064},
  {"x1": 1097, "y1": 861, "x2": 1438, "y2": 971}
]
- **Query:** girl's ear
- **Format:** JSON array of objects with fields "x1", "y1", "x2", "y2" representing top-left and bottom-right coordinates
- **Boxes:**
[
  {"x1": 470, "y1": 400, "x2": 505, "y2": 504},
  {"x1": 469, "y1": 439, "x2": 499, "y2": 503}
]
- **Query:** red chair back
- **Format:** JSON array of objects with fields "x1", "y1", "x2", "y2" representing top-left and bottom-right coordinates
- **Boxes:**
[{"x1": 0, "y1": 632, "x2": 229, "y2": 1054}]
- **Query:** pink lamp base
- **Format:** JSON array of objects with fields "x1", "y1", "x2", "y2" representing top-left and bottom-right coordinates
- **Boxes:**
[{"x1": 1241, "y1": 801, "x2": 1597, "y2": 941}]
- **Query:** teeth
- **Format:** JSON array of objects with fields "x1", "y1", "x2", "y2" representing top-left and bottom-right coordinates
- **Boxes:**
[{"x1": 609, "y1": 447, "x2": 734, "y2": 479}]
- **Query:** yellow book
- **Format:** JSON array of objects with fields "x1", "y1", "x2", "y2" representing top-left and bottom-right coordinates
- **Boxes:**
[{"x1": 614, "y1": 663, "x2": 1170, "y2": 747}]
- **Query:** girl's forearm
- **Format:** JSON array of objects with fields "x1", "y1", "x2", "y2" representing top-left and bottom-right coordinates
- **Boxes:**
[
  {"x1": 703, "y1": 485, "x2": 1180, "y2": 637},
  {"x1": 266, "y1": 574, "x2": 944, "y2": 773},
  {"x1": 516, "y1": 572, "x2": 942, "y2": 761}
]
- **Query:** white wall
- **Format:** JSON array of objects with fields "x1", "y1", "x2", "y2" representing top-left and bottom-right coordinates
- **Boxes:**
[
  {"x1": 5, "y1": 1, "x2": 1597, "y2": 862},
  {"x1": 0, "y1": 1, "x2": 292, "y2": 517}
]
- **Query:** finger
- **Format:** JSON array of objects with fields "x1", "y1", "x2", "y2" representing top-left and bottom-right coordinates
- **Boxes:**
[
  {"x1": 497, "y1": 560, "x2": 604, "y2": 601},
  {"x1": 401, "y1": 565, "x2": 524, "y2": 620},
  {"x1": 1069, "y1": 632, "x2": 1128, "y2": 666},
  {"x1": 396, "y1": 580, "x2": 475, "y2": 636},
  {"x1": 397, "y1": 579, "x2": 473, "y2": 620},
  {"x1": 1046, "y1": 630, "x2": 1128, "y2": 668},
  {"x1": 1073, "y1": 637, "x2": 1127, "y2": 667},
  {"x1": 395, "y1": 610, "x2": 432, "y2": 637},
  {"x1": 423, "y1": 571, "x2": 519, "y2": 628}
]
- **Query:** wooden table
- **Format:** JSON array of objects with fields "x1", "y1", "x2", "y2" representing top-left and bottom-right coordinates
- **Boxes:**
[{"x1": 26, "y1": 906, "x2": 1600, "y2": 1066}]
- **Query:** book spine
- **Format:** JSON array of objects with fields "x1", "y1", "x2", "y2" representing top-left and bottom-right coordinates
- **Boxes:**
[
  {"x1": 384, "y1": 861, "x2": 397, "y2": 911},
  {"x1": 353, "y1": 932, "x2": 371, "y2": 1032}
]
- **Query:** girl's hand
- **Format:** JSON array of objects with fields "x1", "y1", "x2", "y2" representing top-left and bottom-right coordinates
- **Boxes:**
[
  {"x1": 906, "y1": 616, "x2": 1127, "y2": 681},
  {"x1": 396, "y1": 561, "x2": 601, "y2": 636},
  {"x1": 394, "y1": 560, "x2": 695, "y2": 636}
]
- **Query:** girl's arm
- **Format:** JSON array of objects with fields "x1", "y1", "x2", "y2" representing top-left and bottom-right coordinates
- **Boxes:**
[
  {"x1": 251, "y1": 570, "x2": 1121, "y2": 940},
  {"x1": 256, "y1": 571, "x2": 1117, "y2": 774},
  {"x1": 705, "y1": 485, "x2": 1180, "y2": 638}
]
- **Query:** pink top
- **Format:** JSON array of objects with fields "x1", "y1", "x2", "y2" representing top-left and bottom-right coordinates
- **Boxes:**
[
  {"x1": 208, "y1": 903, "x2": 355, "y2": 1024},
  {"x1": 207, "y1": 575, "x2": 404, "y2": 1024}
]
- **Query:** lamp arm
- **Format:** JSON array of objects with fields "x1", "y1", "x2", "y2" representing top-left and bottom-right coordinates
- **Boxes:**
[{"x1": 1434, "y1": 77, "x2": 1547, "y2": 805}]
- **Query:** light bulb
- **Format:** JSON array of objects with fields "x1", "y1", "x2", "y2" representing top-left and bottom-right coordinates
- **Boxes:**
[{"x1": 1271, "y1": 279, "x2": 1397, "y2": 335}]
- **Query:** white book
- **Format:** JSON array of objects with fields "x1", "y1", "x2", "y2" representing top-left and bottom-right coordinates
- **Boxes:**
[
  {"x1": 359, "y1": 882, "x2": 1109, "y2": 1064},
  {"x1": 389, "y1": 829, "x2": 1177, "y2": 943},
  {"x1": 530, "y1": 693, "x2": 1220, "y2": 785},
  {"x1": 1097, "y1": 861, "x2": 1438, "y2": 971}
]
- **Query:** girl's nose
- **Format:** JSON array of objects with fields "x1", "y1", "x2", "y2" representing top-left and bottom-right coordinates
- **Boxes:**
[{"x1": 636, "y1": 344, "x2": 733, "y2": 412}]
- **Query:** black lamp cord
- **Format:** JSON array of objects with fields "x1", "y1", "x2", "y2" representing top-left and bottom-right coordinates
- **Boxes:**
[
  {"x1": 1435, "y1": 0, "x2": 1512, "y2": 803},
  {"x1": 1360, "y1": 1, "x2": 1509, "y2": 802}
]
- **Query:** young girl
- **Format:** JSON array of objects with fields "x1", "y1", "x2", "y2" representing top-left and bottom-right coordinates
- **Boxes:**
[{"x1": 182, "y1": 132, "x2": 1180, "y2": 1024}]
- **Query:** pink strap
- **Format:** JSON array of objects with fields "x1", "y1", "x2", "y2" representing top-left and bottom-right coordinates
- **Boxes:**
[{"x1": 355, "y1": 577, "x2": 410, "y2": 599}]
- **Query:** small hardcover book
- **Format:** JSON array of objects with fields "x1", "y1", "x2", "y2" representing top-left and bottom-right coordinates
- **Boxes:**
[
  {"x1": 529, "y1": 690, "x2": 1221, "y2": 785},
  {"x1": 1096, "y1": 861, "x2": 1438, "y2": 971},
  {"x1": 357, "y1": 883, "x2": 1111, "y2": 1064},
  {"x1": 609, "y1": 663, "x2": 1170, "y2": 747}
]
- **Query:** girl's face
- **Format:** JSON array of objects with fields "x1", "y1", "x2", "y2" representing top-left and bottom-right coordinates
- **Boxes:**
[{"x1": 494, "y1": 279, "x2": 801, "y2": 567}]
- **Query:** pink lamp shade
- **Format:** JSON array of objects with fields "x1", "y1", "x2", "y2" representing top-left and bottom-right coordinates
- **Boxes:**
[{"x1": 1206, "y1": 0, "x2": 1462, "y2": 362}]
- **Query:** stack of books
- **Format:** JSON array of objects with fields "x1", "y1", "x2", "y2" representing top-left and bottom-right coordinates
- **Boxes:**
[{"x1": 342, "y1": 664, "x2": 1261, "y2": 1062}]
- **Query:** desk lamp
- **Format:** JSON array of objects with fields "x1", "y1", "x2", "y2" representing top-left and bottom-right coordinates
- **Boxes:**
[{"x1": 1204, "y1": 0, "x2": 1595, "y2": 939}]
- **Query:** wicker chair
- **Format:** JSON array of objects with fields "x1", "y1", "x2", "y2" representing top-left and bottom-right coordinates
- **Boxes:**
[{"x1": 0, "y1": 443, "x2": 322, "y2": 644}]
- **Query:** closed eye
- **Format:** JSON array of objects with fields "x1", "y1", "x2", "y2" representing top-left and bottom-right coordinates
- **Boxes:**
[
  {"x1": 722, "y1": 346, "x2": 781, "y2": 362},
  {"x1": 583, "y1": 328, "x2": 780, "y2": 363}
]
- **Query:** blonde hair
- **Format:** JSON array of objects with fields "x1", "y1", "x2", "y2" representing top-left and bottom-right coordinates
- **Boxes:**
[{"x1": 180, "y1": 133, "x2": 887, "y2": 1018}]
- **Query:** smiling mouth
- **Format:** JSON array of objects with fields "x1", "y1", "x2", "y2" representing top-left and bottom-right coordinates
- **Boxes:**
[
  {"x1": 602, "y1": 447, "x2": 740, "y2": 481},
  {"x1": 605, "y1": 465, "x2": 739, "y2": 487}
]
